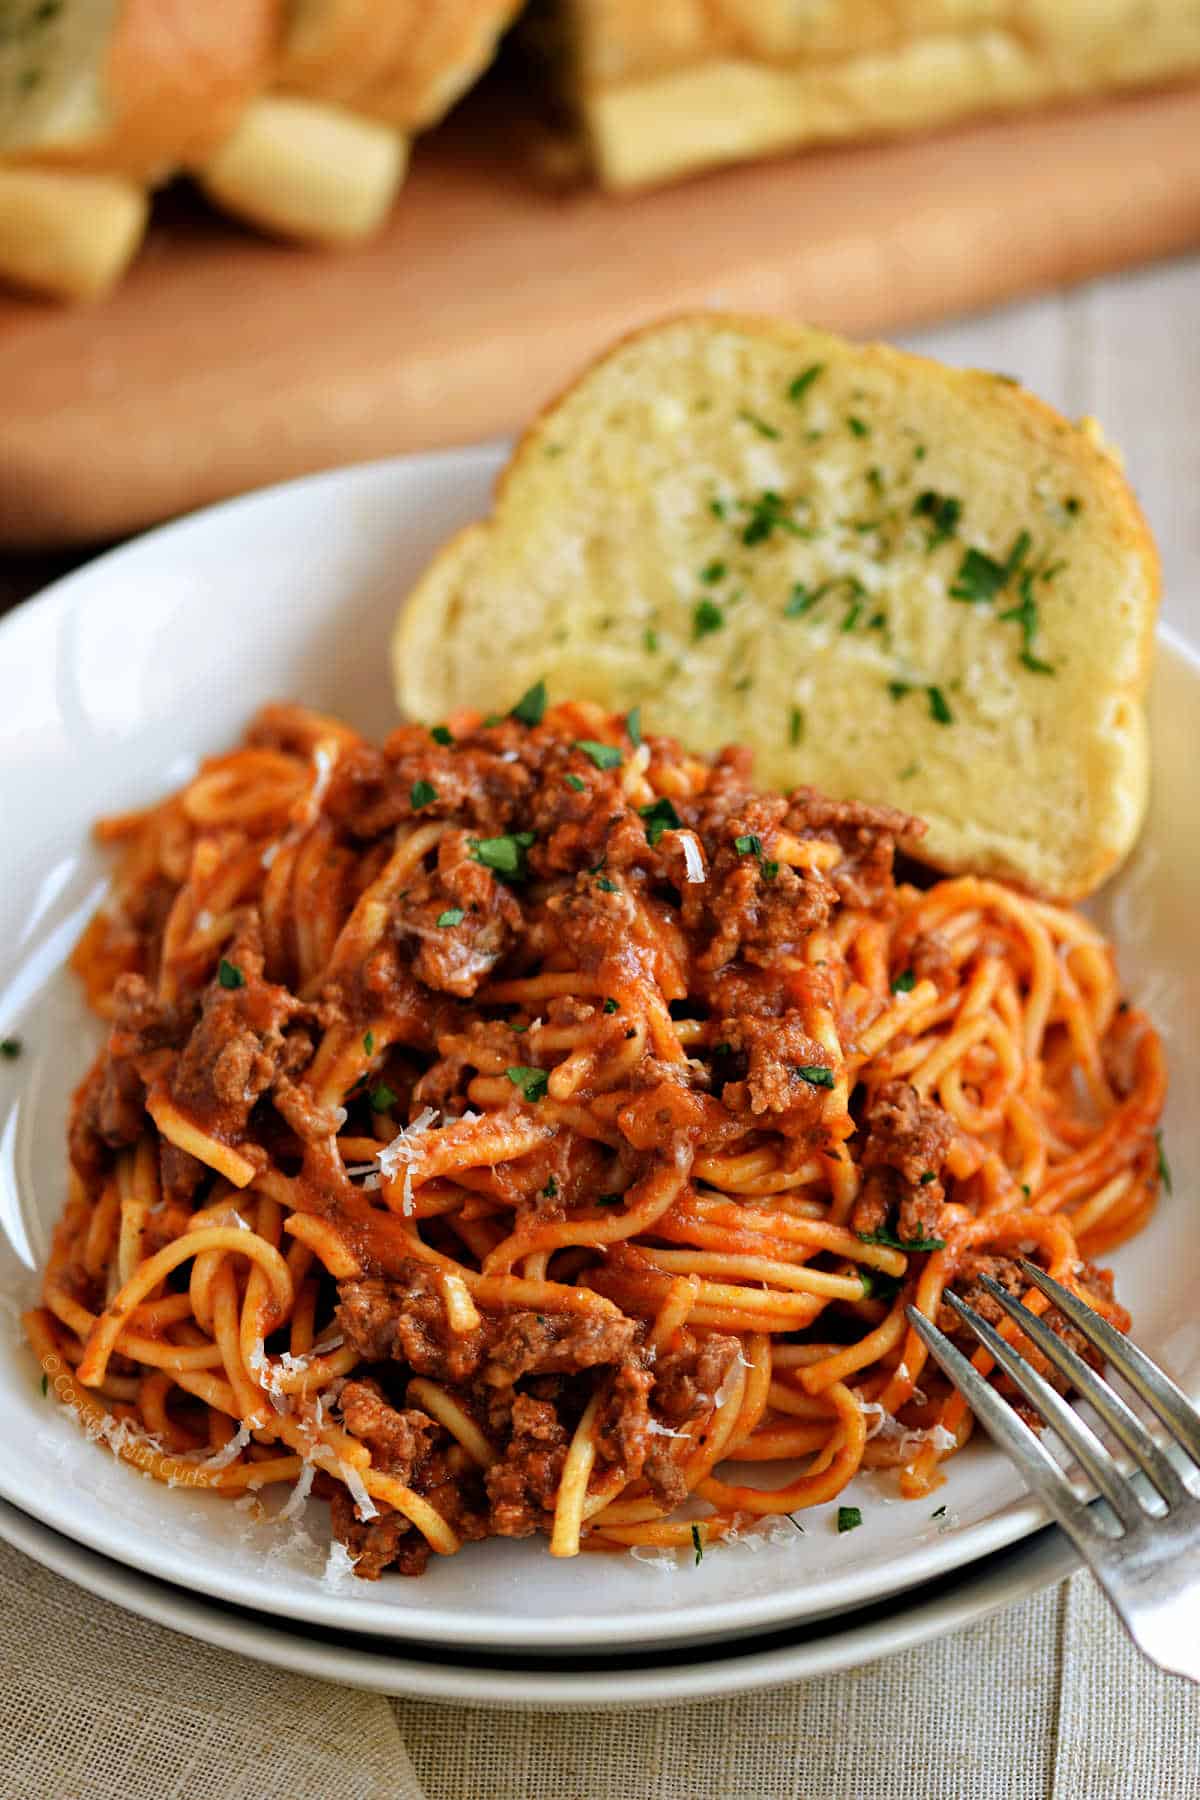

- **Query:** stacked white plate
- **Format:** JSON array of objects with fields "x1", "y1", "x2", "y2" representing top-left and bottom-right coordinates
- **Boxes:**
[{"x1": 1, "y1": 451, "x2": 1195, "y2": 1707}]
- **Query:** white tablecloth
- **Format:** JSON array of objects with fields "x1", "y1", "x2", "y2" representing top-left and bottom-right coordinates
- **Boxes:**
[{"x1": 4, "y1": 252, "x2": 1199, "y2": 1800}]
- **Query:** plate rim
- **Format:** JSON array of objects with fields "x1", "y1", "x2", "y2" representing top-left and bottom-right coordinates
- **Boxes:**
[
  {"x1": 0, "y1": 1494, "x2": 1077, "y2": 1710},
  {"x1": 0, "y1": 443, "x2": 1191, "y2": 1652}
]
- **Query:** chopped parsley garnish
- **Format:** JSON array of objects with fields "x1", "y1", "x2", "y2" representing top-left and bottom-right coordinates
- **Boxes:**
[
  {"x1": 626, "y1": 705, "x2": 642, "y2": 747},
  {"x1": 542, "y1": 1176, "x2": 559, "y2": 1198},
  {"x1": 1000, "y1": 571, "x2": 1056, "y2": 675},
  {"x1": 847, "y1": 416, "x2": 870, "y2": 438},
  {"x1": 40, "y1": 1373, "x2": 48, "y2": 1397},
  {"x1": 788, "y1": 364, "x2": 825, "y2": 403},
  {"x1": 363, "y1": 1031, "x2": 375, "y2": 1055},
  {"x1": 912, "y1": 489, "x2": 961, "y2": 548},
  {"x1": 931, "y1": 1505, "x2": 947, "y2": 1519},
  {"x1": 505, "y1": 1066, "x2": 549, "y2": 1102},
  {"x1": 1064, "y1": 496, "x2": 1082, "y2": 515},
  {"x1": 898, "y1": 762, "x2": 919, "y2": 781},
  {"x1": 700, "y1": 560, "x2": 727, "y2": 585},
  {"x1": 368, "y1": 1083, "x2": 398, "y2": 1113},
  {"x1": 566, "y1": 774, "x2": 586, "y2": 792},
  {"x1": 888, "y1": 681, "x2": 910, "y2": 702},
  {"x1": 951, "y1": 529, "x2": 1031, "y2": 604},
  {"x1": 693, "y1": 599, "x2": 724, "y2": 639},
  {"x1": 437, "y1": 908, "x2": 465, "y2": 928},
  {"x1": 738, "y1": 410, "x2": 780, "y2": 440},
  {"x1": 640, "y1": 797, "x2": 681, "y2": 846},
  {"x1": 919, "y1": 1171, "x2": 937, "y2": 1185},
  {"x1": 217, "y1": 959, "x2": 244, "y2": 990},
  {"x1": 841, "y1": 600, "x2": 863, "y2": 633},
  {"x1": 691, "y1": 1523, "x2": 705, "y2": 1564},
  {"x1": 0, "y1": 1037, "x2": 21, "y2": 1059},
  {"x1": 470, "y1": 832, "x2": 536, "y2": 880},
  {"x1": 857, "y1": 1227, "x2": 947, "y2": 1251},
  {"x1": 927, "y1": 686, "x2": 953, "y2": 725},
  {"x1": 430, "y1": 725, "x2": 453, "y2": 746},
  {"x1": 597, "y1": 1192, "x2": 624, "y2": 1206},
  {"x1": 575, "y1": 739, "x2": 623, "y2": 771},
  {"x1": 837, "y1": 1506, "x2": 863, "y2": 1533},
  {"x1": 644, "y1": 628, "x2": 660, "y2": 653},
  {"x1": 410, "y1": 779, "x2": 437, "y2": 809},
  {"x1": 788, "y1": 707, "x2": 804, "y2": 746},
  {"x1": 510, "y1": 680, "x2": 547, "y2": 726},
  {"x1": 734, "y1": 833, "x2": 763, "y2": 858},
  {"x1": 603, "y1": 997, "x2": 619, "y2": 1014},
  {"x1": 891, "y1": 970, "x2": 916, "y2": 993},
  {"x1": 741, "y1": 489, "x2": 806, "y2": 547},
  {"x1": 709, "y1": 497, "x2": 729, "y2": 519},
  {"x1": 785, "y1": 574, "x2": 866, "y2": 619},
  {"x1": 596, "y1": 877, "x2": 619, "y2": 893},
  {"x1": 860, "y1": 1268, "x2": 903, "y2": 1303},
  {"x1": 795, "y1": 1064, "x2": 835, "y2": 1089},
  {"x1": 1157, "y1": 1130, "x2": 1172, "y2": 1195}
]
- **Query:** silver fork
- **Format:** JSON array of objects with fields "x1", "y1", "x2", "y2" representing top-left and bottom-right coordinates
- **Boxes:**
[{"x1": 906, "y1": 1261, "x2": 1200, "y2": 1683}]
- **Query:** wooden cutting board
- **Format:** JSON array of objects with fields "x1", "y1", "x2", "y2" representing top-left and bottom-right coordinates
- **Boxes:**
[{"x1": 4, "y1": 80, "x2": 1200, "y2": 549}]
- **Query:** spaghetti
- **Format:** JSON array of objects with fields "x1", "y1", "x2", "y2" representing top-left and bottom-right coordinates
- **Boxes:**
[{"x1": 27, "y1": 695, "x2": 1167, "y2": 1576}]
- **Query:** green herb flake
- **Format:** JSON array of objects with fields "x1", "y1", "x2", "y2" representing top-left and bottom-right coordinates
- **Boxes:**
[
  {"x1": 640, "y1": 797, "x2": 682, "y2": 846},
  {"x1": 368, "y1": 1083, "x2": 398, "y2": 1114},
  {"x1": 217, "y1": 959, "x2": 245, "y2": 990},
  {"x1": 898, "y1": 762, "x2": 919, "y2": 781},
  {"x1": 596, "y1": 876, "x2": 619, "y2": 893},
  {"x1": 1064, "y1": 496, "x2": 1082, "y2": 516},
  {"x1": 795, "y1": 1064, "x2": 835, "y2": 1089},
  {"x1": 40, "y1": 1373, "x2": 49, "y2": 1397},
  {"x1": 837, "y1": 1506, "x2": 863, "y2": 1533},
  {"x1": 741, "y1": 489, "x2": 806, "y2": 547},
  {"x1": 575, "y1": 739, "x2": 623, "y2": 771},
  {"x1": 912, "y1": 489, "x2": 962, "y2": 549},
  {"x1": 950, "y1": 546, "x2": 1007, "y2": 604},
  {"x1": 927, "y1": 686, "x2": 953, "y2": 725},
  {"x1": 626, "y1": 705, "x2": 642, "y2": 747},
  {"x1": 788, "y1": 363, "x2": 825, "y2": 403},
  {"x1": 693, "y1": 599, "x2": 724, "y2": 639},
  {"x1": 1021, "y1": 1184, "x2": 1032, "y2": 1198},
  {"x1": 505, "y1": 1065, "x2": 549, "y2": 1103},
  {"x1": 510, "y1": 680, "x2": 547, "y2": 726},
  {"x1": 734, "y1": 833, "x2": 763, "y2": 859},
  {"x1": 700, "y1": 560, "x2": 727, "y2": 585},
  {"x1": 437, "y1": 908, "x2": 465, "y2": 928},
  {"x1": 542, "y1": 1176, "x2": 559, "y2": 1198},
  {"x1": 888, "y1": 681, "x2": 911, "y2": 702},
  {"x1": 841, "y1": 600, "x2": 863, "y2": 634},
  {"x1": 1001, "y1": 571, "x2": 1057, "y2": 675},
  {"x1": 430, "y1": 725, "x2": 454, "y2": 746},
  {"x1": 644, "y1": 628, "x2": 660, "y2": 653},
  {"x1": 866, "y1": 466, "x2": 884, "y2": 496},
  {"x1": 1157, "y1": 1130, "x2": 1173, "y2": 1195},
  {"x1": 0, "y1": 1037, "x2": 21, "y2": 1060},
  {"x1": 931, "y1": 1505, "x2": 947, "y2": 1519},
  {"x1": 847, "y1": 416, "x2": 870, "y2": 439},
  {"x1": 788, "y1": 707, "x2": 804, "y2": 746},
  {"x1": 363, "y1": 1031, "x2": 375, "y2": 1055},
  {"x1": 410, "y1": 779, "x2": 437, "y2": 809},
  {"x1": 738, "y1": 410, "x2": 780, "y2": 441},
  {"x1": 691, "y1": 1523, "x2": 705, "y2": 1565},
  {"x1": 785, "y1": 573, "x2": 865, "y2": 620},
  {"x1": 891, "y1": 970, "x2": 916, "y2": 994},
  {"x1": 857, "y1": 1227, "x2": 947, "y2": 1252},
  {"x1": 597, "y1": 1192, "x2": 624, "y2": 1207},
  {"x1": 919, "y1": 1171, "x2": 937, "y2": 1185},
  {"x1": 860, "y1": 1268, "x2": 903, "y2": 1304},
  {"x1": 565, "y1": 774, "x2": 586, "y2": 792},
  {"x1": 470, "y1": 832, "x2": 536, "y2": 880},
  {"x1": 709, "y1": 497, "x2": 729, "y2": 520}
]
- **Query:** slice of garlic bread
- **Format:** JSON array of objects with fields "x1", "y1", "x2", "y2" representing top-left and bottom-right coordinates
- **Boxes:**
[{"x1": 394, "y1": 315, "x2": 1159, "y2": 900}]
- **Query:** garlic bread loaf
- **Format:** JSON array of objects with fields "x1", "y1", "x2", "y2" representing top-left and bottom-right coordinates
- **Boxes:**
[
  {"x1": 545, "y1": 1, "x2": 1200, "y2": 189},
  {"x1": 394, "y1": 315, "x2": 1159, "y2": 900}
]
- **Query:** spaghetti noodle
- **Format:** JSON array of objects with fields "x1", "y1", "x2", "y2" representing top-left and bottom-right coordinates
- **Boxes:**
[{"x1": 27, "y1": 695, "x2": 1166, "y2": 1576}]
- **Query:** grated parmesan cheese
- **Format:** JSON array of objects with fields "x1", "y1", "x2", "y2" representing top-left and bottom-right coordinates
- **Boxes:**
[
  {"x1": 322, "y1": 1541, "x2": 360, "y2": 1588},
  {"x1": 679, "y1": 831, "x2": 706, "y2": 884},
  {"x1": 645, "y1": 1418, "x2": 689, "y2": 1440},
  {"x1": 199, "y1": 1422, "x2": 251, "y2": 1470},
  {"x1": 339, "y1": 1459, "x2": 378, "y2": 1521},
  {"x1": 279, "y1": 1459, "x2": 316, "y2": 1521},
  {"x1": 629, "y1": 1545, "x2": 677, "y2": 1572}
]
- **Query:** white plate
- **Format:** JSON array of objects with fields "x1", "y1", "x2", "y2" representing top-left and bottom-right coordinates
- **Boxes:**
[
  {"x1": 0, "y1": 1496, "x2": 1078, "y2": 1709},
  {"x1": 0, "y1": 448, "x2": 1195, "y2": 1653}
]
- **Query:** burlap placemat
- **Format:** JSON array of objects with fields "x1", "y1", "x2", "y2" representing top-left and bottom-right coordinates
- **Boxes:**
[{"x1": 3, "y1": 1536, "x2": 1197, "y2": 1798}]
